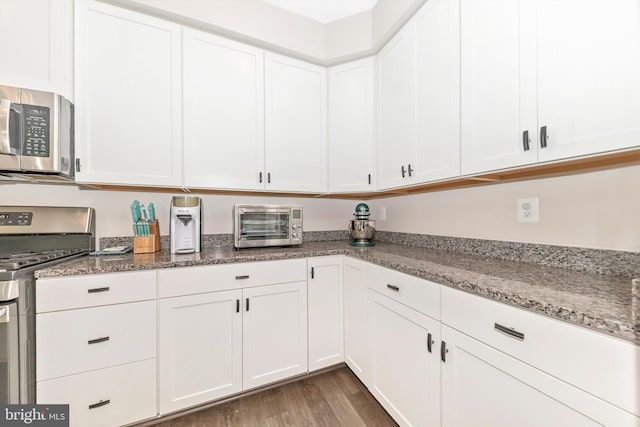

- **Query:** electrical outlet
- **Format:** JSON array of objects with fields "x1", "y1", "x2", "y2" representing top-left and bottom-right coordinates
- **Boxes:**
[
  {"x1": 517, "y1": 197, "x2": 539, "y2": 223},
  {"x1": 379, "y1": 207, "x2": 387, "y2": 221}
]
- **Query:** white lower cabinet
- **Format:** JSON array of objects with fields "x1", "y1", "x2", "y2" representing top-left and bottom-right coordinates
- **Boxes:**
[
  {"x1": 157, "y1": 289, "x2": 243, "y2": 413},
  {"x1": 37, "y1": 360, "x2": 156, "y2": 427},
  {"x1": 441, "y1": 325, "x2": 638, "y2": 427},
  {"x1": 343, "y1": 257, "x2": 370, "y2": 384},
  {"x1": 157, "y1": 259, "x2": 308, "y2": 414},
  {"x1": 36, "y1": 271, "x2": 157, "y2": 427},
  {"x1": 369, "y1": 291, "x2": 441, "y2": 427},
  {"x1": 307, "y1": 256, "x2": 344, "y2": 371},
  {"x1": 243, "y1": 281, "x2": 308, "y2": 389}
]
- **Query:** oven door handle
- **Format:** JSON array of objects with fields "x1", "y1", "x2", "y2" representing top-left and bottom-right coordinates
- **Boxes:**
[{"x1": 239, "y1": 208, "x2": 290, "y2": 214}]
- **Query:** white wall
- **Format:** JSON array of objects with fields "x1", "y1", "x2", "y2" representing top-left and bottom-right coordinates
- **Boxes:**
[
  {"x1": 2, "y1": 165, "x2": 636, "y2": 251},
  {"x1": 0, "y1": 184, "x2": 357, "y2": 242},
  {"x1": 115, "y1": 0, "x2": 426, "y2": 64},
  {"x1": 368, "y1": 165, "x2": 640, "y2": 252}
]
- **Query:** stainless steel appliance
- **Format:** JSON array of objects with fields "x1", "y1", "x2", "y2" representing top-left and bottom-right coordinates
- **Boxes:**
[
  {"x1": 0, "y1": 206, "x2": 95, "y2": 404},
  {"x1": 349, "y1": 203, "x2": 376, "y2": 247},
  {"x1": 170, "y1": 196, "x2": 202, "y2": 254},
  {"x1": 233, "y1": 204, "x2": 302, "y2": 249},
  {"x1": 0, "y1": 85, "x2": 74, "y2": 182}
]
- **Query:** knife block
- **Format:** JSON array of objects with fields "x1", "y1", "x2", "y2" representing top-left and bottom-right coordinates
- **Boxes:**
[{"x1": 133, "y1": 220, "x2": 161, "y2": 254}]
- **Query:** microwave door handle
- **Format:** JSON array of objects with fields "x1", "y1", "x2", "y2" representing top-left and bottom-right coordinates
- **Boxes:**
[{"x1": 0, "y1": 99, "x2": 13, "y2": 155}]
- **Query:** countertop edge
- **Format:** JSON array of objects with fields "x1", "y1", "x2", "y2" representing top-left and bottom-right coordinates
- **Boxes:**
[{"x1": 35, "y1": 246, "x2": 639, "y2": 345}]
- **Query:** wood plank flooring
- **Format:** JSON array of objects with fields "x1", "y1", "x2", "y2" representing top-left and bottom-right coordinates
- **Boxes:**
[{"x1": 150, "y1": 367, "x2": 398, "y2": 427}]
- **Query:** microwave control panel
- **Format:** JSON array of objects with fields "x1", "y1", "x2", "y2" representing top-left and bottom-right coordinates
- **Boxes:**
[{"x1": 22, "y1": 104, "x2": 50, "y2": 157}]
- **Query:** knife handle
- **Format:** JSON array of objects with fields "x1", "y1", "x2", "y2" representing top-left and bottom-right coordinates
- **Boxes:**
[{"x1": 148, "y1": 203, "x2": 156, "y2": 222}]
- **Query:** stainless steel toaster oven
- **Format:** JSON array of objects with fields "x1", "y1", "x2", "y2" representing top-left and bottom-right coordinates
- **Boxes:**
[{"x1": 233, "y1": 204, "x2": 302, "y2": 248}]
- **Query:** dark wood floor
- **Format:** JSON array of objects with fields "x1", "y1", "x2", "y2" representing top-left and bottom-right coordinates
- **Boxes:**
[{"x1": 152, "y1": 367, "x2": 398, "y2": 427}]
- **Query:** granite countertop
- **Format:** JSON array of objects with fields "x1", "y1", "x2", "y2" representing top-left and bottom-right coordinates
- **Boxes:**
[{"x1": 35, "y1": 241, "x2": 639, "y2": 345}]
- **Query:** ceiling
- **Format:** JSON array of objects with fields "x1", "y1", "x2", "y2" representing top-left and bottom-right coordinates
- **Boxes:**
[{"x1": 262, "y1": 0, "x2": 379, "y2": 24}]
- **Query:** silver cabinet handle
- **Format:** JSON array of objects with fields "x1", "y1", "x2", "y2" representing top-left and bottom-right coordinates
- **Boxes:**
[
  {"x1": 441, "y1": 341, "x2": 448, "y2": 362},
  {"x1": 401, "y1": 165, "x2": 406, "y2": 178},
  {"x1": 540, "y1": 126, "x2": 548, "y2": 148},
  {"x1": 88, "y1": 336, "x2": 110, "y2": 345},
  {"x1": 87, "y1": 287, "x2": 110, "y2": 293},
  {"x1": 494, "y1": 323, "x2": 525, "y2": 340},
  {"x1": 88, "y1": 399, "x2": 110, "y2": 410},
  {"x1": 259, "y1": 172, "x2": 263, "y2": 183},
  {"x1": 407, "y1": 164, "x2": 414, "y2": 177},
  {"x1": 522, "y1": 130, "x2": 530, "y2": 151}
]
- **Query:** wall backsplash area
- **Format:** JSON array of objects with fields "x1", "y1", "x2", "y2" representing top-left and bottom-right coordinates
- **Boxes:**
[{"x1": 1, "y1": 164, "x2": 638, "y2": 252}]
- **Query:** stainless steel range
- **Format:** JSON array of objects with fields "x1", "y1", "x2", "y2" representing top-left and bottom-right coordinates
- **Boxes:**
[{"x1": 0, "y1": 206, "x2": 95, "y2": 404}]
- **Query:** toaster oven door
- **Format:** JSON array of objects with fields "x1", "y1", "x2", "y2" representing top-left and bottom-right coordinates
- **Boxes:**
[{"x1": 236, "y1": 208, "x2": 292, "y2": 247}]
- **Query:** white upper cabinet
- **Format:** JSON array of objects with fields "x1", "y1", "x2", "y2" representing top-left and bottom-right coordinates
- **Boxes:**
[
  {"x1": 460, "y1": 0, "x2": 538, "y2": 175},
  {"x1": 462, "y1": 0, "x2": 640, "y2": 175},
  {"x1": 377, "y1": 0, "x2": 461, "y2": 190},
  {"x1": 183, "y1": 29, "x2": 265, "y2": 190},
  {"x1": 265, "y1": 53, "x2": 327, "y2": 193},
  {"x1": 328, "y1": 58, "x2": 375, "y2": 193},
  {"x1": 74, "y1": 0, "x2": 182, "y2": 186},
  {"x1": 0, "y1": 0, "x2": 73, "y2": 100},
  {"x1": 414, "y1": 0, "x2": 460, "y2": 182},
  {"x1": 537, "y1": 0, "x2": 640, "y2": 161},
  {"x1": 377, "y1": 25, "x2": 416, "y2": 190}
]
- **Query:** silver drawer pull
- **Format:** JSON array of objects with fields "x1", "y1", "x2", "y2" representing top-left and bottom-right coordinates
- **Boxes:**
[
  {"x1": 87, "y1": 287, "x2": 110, "y2": 293},
  {"x1": 88, "y1": 336, "x2": 110, "y2": 345},
  {"x1": 386, "y1": 284, "x2": 400, "y2": 291},
  {"x1": 235, "y1": 275, "x2": 250, "y2": 280},
  {"x1": 88, "y1": 399, "x2": 110, "y2": 410},
  {"x1": 494, "y1": 323, "x2": 525, "y2": 341}
]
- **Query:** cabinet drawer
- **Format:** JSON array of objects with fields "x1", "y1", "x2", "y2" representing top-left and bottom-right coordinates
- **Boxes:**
[
  {"x1": 36, "y1": 301, "x2": 155, "y2": 381},
  {"x1": 158, "y1": 258, "x2": 307, "y2": 298},
  {"x1": 37, "y1": 359, "x2": 157, "y2": 427},
  {"x1": 368, "y1": 264, "x2": 440, "y2": 319},
  {"x1": 36, "y1": 271, "x2": 156, "y2": 313},
  {"x1": 442, "y1": 286, "x2": 640, "y2": 416}
]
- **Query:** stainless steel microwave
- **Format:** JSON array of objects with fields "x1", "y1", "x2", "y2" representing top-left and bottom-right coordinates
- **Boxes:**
[
  {"x1": 233, "y1": 204, "x2": 303, "y2": 249},
  {"x1": 0, "y1": 85, "x2": 74, "y2": 182}
]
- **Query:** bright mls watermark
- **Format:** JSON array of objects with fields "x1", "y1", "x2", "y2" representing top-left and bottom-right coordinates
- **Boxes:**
[{"x1": 0, "y1": 405, "x2": 69, "y2": 426}]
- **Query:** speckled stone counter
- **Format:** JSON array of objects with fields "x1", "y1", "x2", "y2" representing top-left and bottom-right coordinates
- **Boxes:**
[{"x1": 35, "y1": 241, "x2": 639, "y2": 345}]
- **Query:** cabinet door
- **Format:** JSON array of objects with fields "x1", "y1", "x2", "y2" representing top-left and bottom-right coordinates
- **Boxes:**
[
  {"x1": 265, "y1": 53, "x2": 327, "y2": 193},
  {"x1": 377, "y1": 25, "x2": 415, "y2": 189},
  {"x1": 37, "y1": 359, "x2": 157, "y2": 427},
  {"x1": 343, "y1": 258, "x2": 370, "y2": 384},
  {"x1": 75, "y1": 0, "x2": 182, "y2": 186},
  {"x1": 183, "y1": 29, "x2": 265, "y2": 190},
  {"x1": 243, "y1": 281, "x2": 308, "y2": 390},
  {"x1": 0, "y1": 0, "x2": 73, "y2": 100},
  {"x1": 369, "y1": 291, "x2": 441, "y2": 427},
  {"x1": 328, "y1": 58, "x2": 375, "y2": 193},
  {"x1": 460, "y1": 0, "x2": 538, "y2": 175},
  {"x1": 308, "y1": 256, "x2": 344, "y2": 371},
  {"x1": 441, "y1": 326, "x2": 639, "y2": 427},
  {"x1": 157, "y1": 290, "x2": 242, "y2": 414},
  {"x1": 537, "y1": 0, "x2": 640, "y2": 161},
  {"x1": 414, "y1": 0, "x2": 461, "y2": 182}
]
